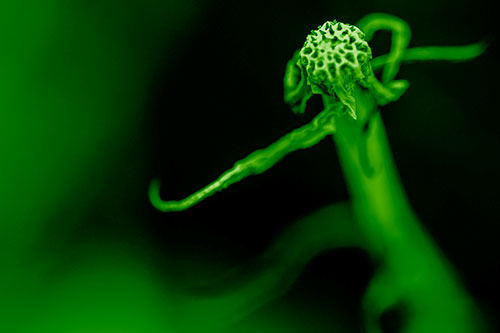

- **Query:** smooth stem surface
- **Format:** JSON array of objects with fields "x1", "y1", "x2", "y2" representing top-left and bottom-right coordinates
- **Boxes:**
[{"x1": 327, "y1": 87, "x2": 486, "y2": 332}]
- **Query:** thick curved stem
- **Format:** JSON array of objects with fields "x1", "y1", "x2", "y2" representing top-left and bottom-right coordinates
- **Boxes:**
[{"x1": 329, "y1": 86, "x2": 487, "y2": 332}]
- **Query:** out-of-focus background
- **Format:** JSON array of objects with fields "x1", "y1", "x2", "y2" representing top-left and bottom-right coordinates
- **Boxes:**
[{"x1": 1, "y1": 0, "x2": 498, "y2": 332}]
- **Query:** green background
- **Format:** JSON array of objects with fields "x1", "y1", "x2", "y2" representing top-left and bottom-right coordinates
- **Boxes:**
[{"x1": 1, "y1": 0, "x2": 498, "y2": 331}]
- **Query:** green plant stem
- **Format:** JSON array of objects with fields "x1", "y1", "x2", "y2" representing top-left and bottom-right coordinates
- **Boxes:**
[{"x1": 326, "y1": 87, "x2": 486, "y2": 332}]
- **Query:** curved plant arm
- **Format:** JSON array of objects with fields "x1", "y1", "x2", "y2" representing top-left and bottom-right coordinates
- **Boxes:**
[
  {"x1": 365, "y1": 41, "x2": 487, "y2": 105},
  {"x1": 371, "y1": 41, "x2": 488, "y2": 72},
  {"x1": 357, "y1": 13, "x2": 411, "y2": 84},
  {"x1": 356, "y1": 13, "x2": 487, "y2": 107},
  {"x1": 149, "y1": 103, "x2": 341, "y2": 212},
  {"x1": 283, "y1": 50, "x2": 313, "y2": 115}
]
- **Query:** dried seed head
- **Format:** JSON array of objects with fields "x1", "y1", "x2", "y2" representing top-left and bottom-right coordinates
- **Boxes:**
[{"x1": 299, "y1": 20, "x2": 373, "y2": 118}]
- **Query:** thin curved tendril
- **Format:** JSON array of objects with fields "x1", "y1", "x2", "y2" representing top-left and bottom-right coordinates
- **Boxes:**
[
  {"x1": 150, "y1": 105, "x2": 341, "y2": 212},
  {"x1": 357, "y1": 13, "x2": 412, "y2": 84},
  {"x1": 371, "y1": 42, "x2": 488, "y2": 72}
]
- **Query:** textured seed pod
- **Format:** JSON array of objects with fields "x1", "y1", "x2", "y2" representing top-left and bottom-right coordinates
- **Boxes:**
[{"x1": 299, "y1": 20, "x2": 373, "y2": 119}]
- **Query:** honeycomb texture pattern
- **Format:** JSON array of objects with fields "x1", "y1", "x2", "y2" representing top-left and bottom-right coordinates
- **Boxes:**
[{"x1": 299, "y1": 20, "x2": 372, "y2": 98}]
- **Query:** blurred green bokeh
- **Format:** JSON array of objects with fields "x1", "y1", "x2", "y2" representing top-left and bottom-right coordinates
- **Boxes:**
[
  {"x1": 1, "y1": 0, "x2": 206, "y2": 331},
  {"x1": 1, "y1": 0, "x2": 498, "y2": 332}
]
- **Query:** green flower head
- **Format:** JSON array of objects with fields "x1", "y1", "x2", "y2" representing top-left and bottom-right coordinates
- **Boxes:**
[{"x1": 299, "y1": 20, "x2": 373, "y2": 119}]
